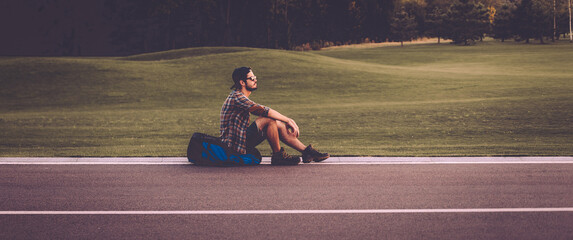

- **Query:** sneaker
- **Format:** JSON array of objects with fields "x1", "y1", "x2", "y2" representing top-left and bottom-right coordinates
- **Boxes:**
[
  {"x1": 302, "y1": 144, "x2": 330, "y2": 163},
  {"x1": 271, "y1": 148, "x2": 300, "y2": 165}
]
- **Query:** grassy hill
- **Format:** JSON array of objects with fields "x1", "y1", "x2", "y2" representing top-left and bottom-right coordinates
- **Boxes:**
[{"x1": 1, "y1": 41, "x2": 572, "y2": 157}]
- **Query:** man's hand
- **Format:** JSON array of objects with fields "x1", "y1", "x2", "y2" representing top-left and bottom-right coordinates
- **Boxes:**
[
  {"x1": 285, "y1": 118, "x2": 300, "y2": 138},
  {"x1": 267, "y1": 108, "x2": 300, "y2": 138}
]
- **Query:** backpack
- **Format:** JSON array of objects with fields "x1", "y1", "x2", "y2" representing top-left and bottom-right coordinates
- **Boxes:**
[{"x1": 187, "y1": 132, "x2": 262, "y2": 166}]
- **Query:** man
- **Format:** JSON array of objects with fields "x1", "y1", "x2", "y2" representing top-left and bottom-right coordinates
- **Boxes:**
[{"x1": 220, "y1": 67, "x2": 329, "y2": 165}]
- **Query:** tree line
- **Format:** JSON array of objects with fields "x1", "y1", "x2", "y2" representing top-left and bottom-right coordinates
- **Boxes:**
[{"x1": 33, "y1": 0, "x2": 573, "y2": 55}]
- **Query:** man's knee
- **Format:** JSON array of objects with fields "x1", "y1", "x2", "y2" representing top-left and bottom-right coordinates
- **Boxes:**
[
  {"x1": 256, "y1": 117, "x2": 290, "y2": 134},
  {"x1": 275, "y1": 120, "x2": 286, "y2": 129},
  {"x1": 256, "y1": 117, "x2": 277, "y2": 131}
]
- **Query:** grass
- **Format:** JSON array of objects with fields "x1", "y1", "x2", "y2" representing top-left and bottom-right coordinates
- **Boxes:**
[{"x1": 1, "y1": 40, "x2": 572, "y2": 157}]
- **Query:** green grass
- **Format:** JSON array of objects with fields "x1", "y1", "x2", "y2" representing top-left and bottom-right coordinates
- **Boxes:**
[{"x1": 1, "y1": 41, "x2": 572, "y2": 157}]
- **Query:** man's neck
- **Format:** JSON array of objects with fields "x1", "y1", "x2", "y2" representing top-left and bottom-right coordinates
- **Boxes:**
[{"x1": 240, "y1": 88, "x2": 251, "y2": 98}]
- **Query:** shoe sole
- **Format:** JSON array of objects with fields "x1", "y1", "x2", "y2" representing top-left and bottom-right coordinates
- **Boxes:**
[{"x1": 302, "y1": 154, "x2": 330, "y2": 163}]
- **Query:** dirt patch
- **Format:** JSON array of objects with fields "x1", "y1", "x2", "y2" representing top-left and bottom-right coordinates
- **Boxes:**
[{"x1": 320, "y1": 38, "x2": 452, "y2": 50}]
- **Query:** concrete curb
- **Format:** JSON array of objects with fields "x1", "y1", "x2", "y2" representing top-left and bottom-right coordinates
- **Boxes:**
[
  {"x1": 325, "y1": 156, "x2": 573, "y2": 164},
  {"x1": 1, "y1": 156, "x2": 573, "y2": 164}
]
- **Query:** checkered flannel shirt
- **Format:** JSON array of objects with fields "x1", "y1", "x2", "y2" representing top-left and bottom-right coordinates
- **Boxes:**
[{"x1": 220, "y1": 90, "x2": 269, "y2": 154}]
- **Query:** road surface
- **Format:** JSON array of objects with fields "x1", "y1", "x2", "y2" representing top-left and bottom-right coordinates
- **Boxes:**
[{"x1": 1, "y1": 157, "x2": 573, "y2": 239}]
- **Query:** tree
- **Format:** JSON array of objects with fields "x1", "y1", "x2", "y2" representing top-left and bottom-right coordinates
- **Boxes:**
[
  {"x1": 492, "y1": 3, "x2": 514, "y2": 42},
  {"x1": 360, "y1": 0, "x2": 395, "y2": 43},
  {"x1": 554, "y1": 0, "x2": 557, "y2": 41},
  {"x1": 36, "y1": 0, "x2": 103, "y2": 56},
  {"x1": 107, "y1": 0, "x2": 193, "y2": 53},
  {"x1": 475, "y1": 2, "x2": 491, "y2": 41},
  {"x1": 391, "y1": 7, "x2": 418, "y2": 46},
  {"x1": 425, "y1": 6, "x2": 448, "y2": 43},
  {"x1": 292, "y1": 0, "x2": 328, "y2": 48},
  {"x1": 551, "y1": 0, "x2": 572, "y2": 40},
  {"x1": 550, "y1": 0, "x2": 571, "y2": 41},
  {"x1": 443, "y1": 0, "x2": 490, "y2": 45},
  {"x1": 324, "y1": 1, "x2": 358, "y2": 44},
  {"x1": 512, "y1": 0, "x2": 552, "y2": 43},
  {"x1": 401, "y1": 0, "x2": 427, "y2": 40},
  {"x1": 567, "y1": 0, "x2": 573, "y2": 43}
]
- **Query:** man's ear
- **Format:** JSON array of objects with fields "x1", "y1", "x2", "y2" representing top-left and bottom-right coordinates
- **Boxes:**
[{"x1": 239, "y1": 80, "x2": 246, "y2": 87}]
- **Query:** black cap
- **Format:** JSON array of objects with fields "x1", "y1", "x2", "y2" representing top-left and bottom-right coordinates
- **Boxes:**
[{"x1": 230, "y1": 67, "x2": 252, "y2": 90}]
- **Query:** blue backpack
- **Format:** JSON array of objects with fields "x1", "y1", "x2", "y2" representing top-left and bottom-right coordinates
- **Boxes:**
[{"x1": 187, "y1": 133, "x2": 262, "y2": 166}]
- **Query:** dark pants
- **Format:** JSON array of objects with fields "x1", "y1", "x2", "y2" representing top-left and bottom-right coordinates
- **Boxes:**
[{"x1": 246, "y1": 121, "x2": 266, "y2": 150}]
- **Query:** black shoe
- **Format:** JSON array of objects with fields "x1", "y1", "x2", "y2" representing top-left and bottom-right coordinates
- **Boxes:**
[
  {"x1": 271, "y1": 148, "x2": 300, "y2": 165},
  {"x1": 302, "y1": 145, "x2": 329, "y2": 163}
]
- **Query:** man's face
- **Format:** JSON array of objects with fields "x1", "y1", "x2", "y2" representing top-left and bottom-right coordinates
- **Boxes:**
[{"x1": 244, "y1": 71, "x2": 258, "y2": 91}]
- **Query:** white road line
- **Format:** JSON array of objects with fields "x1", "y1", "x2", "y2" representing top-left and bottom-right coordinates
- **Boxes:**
[
  {"x1": 2, "y1": 208, "x2": 573, "y2": 215},
  {"x1": 0, "y1": 162, "x2": 191, "y2": 165},
  {"x1": 2, "y1": 157, "x2": 573, "y2": 165},
  {"x1": 3, "y1": 162, "x2": 573, "y2": 165},
  {"x1": 319, "y1": 161, "x2": 573, "y2": 165},
  {"x1": 3, "y1": 161, "x2": 573, "y2": 165}
]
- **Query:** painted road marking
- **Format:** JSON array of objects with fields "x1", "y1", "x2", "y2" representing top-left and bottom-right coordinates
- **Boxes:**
[
  {"x1": 2, "y1": 208, "x2": 573, "y2": 215},
  {"x1": 1, "y1": 157, "x2": 573, "y2": 165}
]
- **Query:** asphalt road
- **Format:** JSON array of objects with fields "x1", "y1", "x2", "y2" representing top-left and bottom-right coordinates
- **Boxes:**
[{"x1": 2, "y1": 163, "x2": 573, "y2": 239}]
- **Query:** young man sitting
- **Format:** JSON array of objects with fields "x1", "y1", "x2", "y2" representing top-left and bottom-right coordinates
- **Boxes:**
[{"x1": 220, "y1": 67, "x2": 329, "y2": 165}]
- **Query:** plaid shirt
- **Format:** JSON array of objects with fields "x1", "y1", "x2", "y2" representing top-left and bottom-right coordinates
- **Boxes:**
[{"x1": 220, "y1": 90, "x2": 269, "y2": 154}]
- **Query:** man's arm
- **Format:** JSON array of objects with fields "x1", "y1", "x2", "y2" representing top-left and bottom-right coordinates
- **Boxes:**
[
  {"x1": 236, "y1": 92, "x2": 300, "y2": 137},
  {"x1": 267, "y1": 108, "x2": 300, "y2": 138}
]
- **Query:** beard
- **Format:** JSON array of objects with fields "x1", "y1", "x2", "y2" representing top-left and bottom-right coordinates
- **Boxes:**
[{"x1": 246, "y1": 85, "x2": 257, "y2": 91}]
